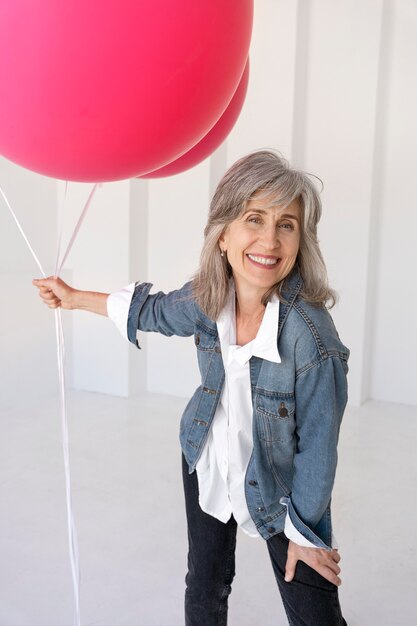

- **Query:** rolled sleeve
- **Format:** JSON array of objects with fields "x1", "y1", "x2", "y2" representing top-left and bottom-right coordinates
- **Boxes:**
[
  {"x1": 283, "y1": 508, "x2": 322, "y2": 548},
  {"x1": 127, "y1": 282, "x2": 153, "y2": 346},
  {"x1": 280, "y1": 498, "x2": 339, "y2": 550},
  {"x1": 127, "y1": 280, "x2": 197, "y2": 347}
]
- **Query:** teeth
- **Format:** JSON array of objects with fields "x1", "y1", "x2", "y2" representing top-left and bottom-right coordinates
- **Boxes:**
[{"x1": 248, "y1": 254, "x2": 278, "y2": 266}]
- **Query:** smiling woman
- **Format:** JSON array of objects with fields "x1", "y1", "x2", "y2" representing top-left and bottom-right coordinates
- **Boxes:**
[
  {"x1": 193, "y1": 151, "x2": 336, "y2": 322},
  {"x1": 220, "y1": 197, "x2": 301, "y2": 302},
  {"x1": 33, "y1": 151, "x2": 349, "y2": 626}
]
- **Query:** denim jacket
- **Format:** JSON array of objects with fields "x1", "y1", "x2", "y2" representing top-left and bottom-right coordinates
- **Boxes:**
[{"x1": 126, "y1": 268, "x2": 349, "y2": 550}]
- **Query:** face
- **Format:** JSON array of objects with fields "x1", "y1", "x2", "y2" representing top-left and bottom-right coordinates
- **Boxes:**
[{"x1": 219, "y1": 196, "x2": 301, "y2": 301}]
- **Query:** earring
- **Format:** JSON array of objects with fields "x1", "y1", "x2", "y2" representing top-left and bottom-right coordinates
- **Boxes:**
[{"x1": 220, "y1": 249, "x2": 225, "y2": 257}]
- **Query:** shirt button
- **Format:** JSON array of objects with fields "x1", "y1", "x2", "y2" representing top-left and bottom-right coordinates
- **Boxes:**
[
  {"x1": 267, "y1": 526, "x2": 275, "y2": 534},
  {"x1": 248, "y1": 480, "x2": 258, "y2": 486}
]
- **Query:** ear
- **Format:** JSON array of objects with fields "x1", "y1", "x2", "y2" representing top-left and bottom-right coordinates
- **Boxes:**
[{"x1": 218, "y1": 226, "x2": 228, "y2": 247}]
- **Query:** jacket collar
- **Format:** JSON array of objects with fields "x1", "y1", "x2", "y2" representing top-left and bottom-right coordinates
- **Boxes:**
[{"x1": 278, "y1": 267, "x2": 303, "y2": 339}]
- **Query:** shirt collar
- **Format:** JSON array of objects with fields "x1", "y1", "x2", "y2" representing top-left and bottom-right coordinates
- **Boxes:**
[{"x1": 216, "y1": 281, "x2": 281, "y2": 367}]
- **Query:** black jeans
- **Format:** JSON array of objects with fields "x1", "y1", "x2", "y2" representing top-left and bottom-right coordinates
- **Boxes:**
[{"x1": 182, "y1": 454, "x2": 347, "y2": 626}]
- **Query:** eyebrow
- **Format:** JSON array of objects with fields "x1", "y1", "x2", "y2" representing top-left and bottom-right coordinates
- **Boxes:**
[{"x1": 242, "y1": 208, "x2": 300, "y2": 223}]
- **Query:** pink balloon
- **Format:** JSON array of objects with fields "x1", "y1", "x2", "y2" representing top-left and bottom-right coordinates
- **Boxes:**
[
  {"x1": 140, "y1": 61, "x2": 249, "y2": 178},
  {"x1": 0, "y1": 1, "x2": 253, "y2": 182}
]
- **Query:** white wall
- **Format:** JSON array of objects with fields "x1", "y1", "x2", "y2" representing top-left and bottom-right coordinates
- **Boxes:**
[
  {"x1": 145, "y1": 162, "x2": 210, "y2": 396},
  {"x1": 1, "y1": 0, "x2": 416, "y2": 408},
  {"x1": 297, "y1": 0, "x2": 384, "y2": 405},
  {"x1": 369, "y1": 0, "x2": 417, "y2": 405}
]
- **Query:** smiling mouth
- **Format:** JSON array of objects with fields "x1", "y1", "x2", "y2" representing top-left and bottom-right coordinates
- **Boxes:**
[{"x1": 247, "y1": 254, "x2": 280, "y2": 266}]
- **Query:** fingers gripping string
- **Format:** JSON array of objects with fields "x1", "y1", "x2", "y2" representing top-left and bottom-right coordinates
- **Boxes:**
[{"x1": 1, "y1": 182, "x2": 98, "y2": 626}]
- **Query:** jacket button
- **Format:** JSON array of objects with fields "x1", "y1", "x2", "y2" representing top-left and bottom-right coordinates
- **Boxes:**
[
  {"x1": 195, "y1": 335, "x2": 200, "y2": 345},
  {"x1": 267, "y1": 526, "x2": 275, "y2": 534},
  {"x1": 278, "y1": 401, "x2": 289, "y2": 417},
  {"x1": 248, "y1": 480, "x2": 258, "y2": 486},
  {"x1": 256, "y1": 507, "x2": 264, "y2": 512}
]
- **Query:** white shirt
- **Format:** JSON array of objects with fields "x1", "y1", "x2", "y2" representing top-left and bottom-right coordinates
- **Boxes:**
[
  {"x1": 195, "y1": 283, "x2": 281, "y2": 537},
  {"x1": 107, "y1": 283, "x2": 326, "y2": 548}
]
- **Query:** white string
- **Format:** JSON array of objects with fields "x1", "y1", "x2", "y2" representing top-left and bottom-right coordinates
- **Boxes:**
[
  {"x1": 56, "y1": 184, "x2": 98, "y2": 276},
  {"x1": 55, "y1": 181, "x2": 68, "y2": 277},
  {"x1": 53, "y1": 180, "x2": 82, "y2": 626},
  {"x1": 0, "y1": 186, "x2": 46, "y2": 278},
  {"x1": 55, "y1": 307, "x2": 81, "y2": 626},
  {"x1": 1, "y1": 182, "x2": 98, "y2": 626}
]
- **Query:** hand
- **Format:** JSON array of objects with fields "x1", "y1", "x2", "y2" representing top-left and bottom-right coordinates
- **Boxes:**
[
  {"x1": 285, "y1": 540, "x2": 341, "y2": 586},
  {"x1": 32, "y1": 277, "x2": 109, "y2": 316},
  {"x1": 32, "y1": 276, "x2": 76, "y2": 310}
]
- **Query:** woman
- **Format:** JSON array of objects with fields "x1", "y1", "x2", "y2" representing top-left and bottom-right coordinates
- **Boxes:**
[{"x1": 33, "y1": 151, "x2": 349, "y2": 626}]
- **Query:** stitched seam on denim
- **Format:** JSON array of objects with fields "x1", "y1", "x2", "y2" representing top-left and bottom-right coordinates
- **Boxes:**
[
  {"x1": 293, "y1": 302, "x2": 326, "y2": 356},
  {"x1": 252, "y1": 387, "x2": 295, "y2": 399},
  {"x1": 195, "y1": 319, "x2": 218, "y2": 336},
  {"x1": 265, "y1": 438, "x2": 291, "y2": 493},
  {"x1": 277, "y1": 274, "x2": 303, "y2": 340},
  {"x1": 295, "y1": 357, "x2": 323, "y2": 378},
  {"x1": 326, "y1": 505, "x2": 332, "y2": 547},
  {"x1": 263, "y1": 508, "x2": 286, "y2": 524},
  {"x1": 196, "y1": 345, "x2": 217, "y2": 352},
  {"x1": 295, "y1": 353, "x2": 343, "y2": 379}
]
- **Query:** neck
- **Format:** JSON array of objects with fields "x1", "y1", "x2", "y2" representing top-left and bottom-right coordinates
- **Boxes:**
[{"x1": 234, "y1": 284, "x2": 266, "y2": 324}]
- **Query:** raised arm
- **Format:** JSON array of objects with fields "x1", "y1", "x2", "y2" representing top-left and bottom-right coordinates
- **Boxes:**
[{"x1": 32, "y1": 277, "x2": 108, "y2": 316}]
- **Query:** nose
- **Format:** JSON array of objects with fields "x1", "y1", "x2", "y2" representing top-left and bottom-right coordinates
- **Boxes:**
[{"x1": 259, "y1": 223, "x2": 279, "y2": 250}]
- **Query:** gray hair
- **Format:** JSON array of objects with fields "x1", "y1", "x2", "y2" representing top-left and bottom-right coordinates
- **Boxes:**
[{"x1": 192, "y1": 150, "x2": 337, "y2": 320}]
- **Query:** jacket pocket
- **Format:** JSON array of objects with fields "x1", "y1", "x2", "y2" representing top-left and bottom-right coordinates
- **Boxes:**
[{"x1": 255, "y1": 392, "x2": 296, "y2": 443}]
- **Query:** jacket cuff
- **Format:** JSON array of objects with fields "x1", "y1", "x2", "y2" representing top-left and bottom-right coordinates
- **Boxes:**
[
  {"x1": 283, "y1": 511, "x2": 320, "y2": 548},
  {"x1": 127, "y1": 281, "x2": 153, "y2": 347},
  {"x1": 280, "y1": 496, "x2": 335, "y2": 551},
  {"x1": 107, "y1": 283, "x2": 135, "y2": 341}
]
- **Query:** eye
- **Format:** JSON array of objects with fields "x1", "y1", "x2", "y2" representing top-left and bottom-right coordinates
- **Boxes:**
[
  {"x1": 278, "y1": 222, "x2": 295, "y2": 231},
  {"x1": 246, "y1": 215, "x2": 263, "y2": 224}
]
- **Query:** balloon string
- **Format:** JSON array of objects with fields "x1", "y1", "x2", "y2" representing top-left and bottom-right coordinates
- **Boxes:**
[
  {"x1": 1, "y1": 182, "x2": 98, "y2": 626},
  {"x1": 55, "y1": 181, "x2": 68, "y2": 277},
  {"x1": 55, "y1": 306, "x2": 81, "y2": 626},
  {"x1": 0, "y1": 186, "x2": 46, "y2": 278},
  {"x1": 56, "y1": 183, "x2": 98, "y2": 276},
  {"x1": 52, "y1": 183, "x2": 98, "y2": 626}
]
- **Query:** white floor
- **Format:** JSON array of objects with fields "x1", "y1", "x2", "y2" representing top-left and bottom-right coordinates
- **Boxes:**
[{"x1": 1, "y1": 391, "x2": 416, "y2": 626}]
